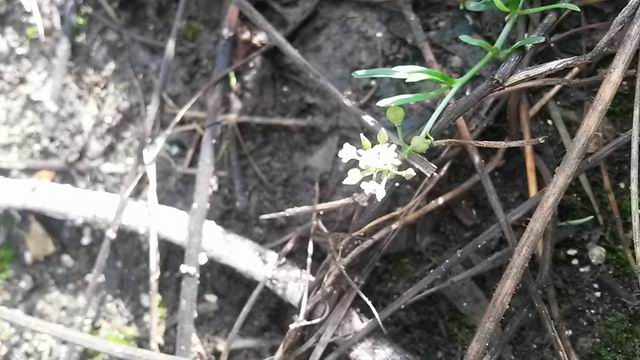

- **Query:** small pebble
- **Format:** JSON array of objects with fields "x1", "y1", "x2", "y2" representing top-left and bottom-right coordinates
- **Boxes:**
[
  {"x1": 571, "y1": 258, "x2": 579, "y2": 265},
  {"x1": 587, "y1": 244, "x2": 606, "y2": 265},
  {"x1": 198, "y1": 252, "x2": 208, "y2": 265},
  {"x1": 60, "y1": 254, "x2": 75, "y2": 268},
  {"x1": 579, "y1": 266, "x2": 591, "y2": 273},
  {"x1": 566, "y1": 249, "x2": 578, "y2": 256},
  {"x1": 594, "y1": 291, "x2": 601, "y2": 298},
  {"x1": 593, "y1": 283, "x2": 599, "y2": 289},
  {"x1": 203, "y1": 293, "x2": 218, "y2": 304}
]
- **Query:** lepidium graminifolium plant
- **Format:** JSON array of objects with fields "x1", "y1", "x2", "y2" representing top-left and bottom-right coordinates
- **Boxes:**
[{"x1": 338, "y1": 0, "x2": 580, "y2": 201}]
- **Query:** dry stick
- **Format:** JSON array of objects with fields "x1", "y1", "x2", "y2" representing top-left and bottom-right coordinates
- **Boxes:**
[
  {"x1": 326, "y1": 129, "x2": 633, "y2": 359},
  {"x1": 175, "y1": 5, "x2": 238, "y2": 356},
  {"x1": 141, "y1": 0, "x2": 190, "y2": 347},
  {"x1": 456, "y1": 119, "x2": 569, "y2": 360},
  {"x1": 171, "y1": 111, "x2": 318, "y2": 127},
  {"x1": 432, "y1": 137, "x2": 546, "y2": 148},
  {"x1": 259, "y1": 194, "x2": 367, "y2": 220},
  {"x1": 407, "y1": 248, "x2": 511, "y2": 306},
  {"x1": 632, "y1": 48, "x2": 640, "y2": 267},
  {"x1": 520, "y1": 96, "x2": 539, "y2": 197},
  {"x1": 547, "y1": 100, "x2": 604, "y2": 225},
  {"x1": 0, "y1": 306, "x2": 186, "y2": 360},
  {"x1": 488, "y1": 70, "x2": 637, "y2": 98},
  {"x1": 233, "y1": 0, "x2": 437, "y2": 176},
  {"x1": 464, "y1": 10, "x2": 640, "y2": 360},
  {"x1": 528, "y1": 67, "x2": 581, "y2": 118}
]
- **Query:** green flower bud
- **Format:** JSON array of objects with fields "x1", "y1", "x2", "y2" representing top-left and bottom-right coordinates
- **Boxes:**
[
  {"x1": 409, "y1": 135, "x2": 431, "y2": 153},
  {"x1": 377, "y1": 128, "x2": 389, "y2": 144},
  {"x1": 385, "y1": 106, "x2": 405, "y2": 126},
  {"x1": 360, "y1": 133, "x2": 372, "y2": 149}
]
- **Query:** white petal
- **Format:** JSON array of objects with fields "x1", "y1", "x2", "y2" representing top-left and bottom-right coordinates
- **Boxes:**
[
  {"x1": 343, "y1": 168, "x2": 363, "y2": 185},
  {"x1": 402, "y1": 168, "x2": 416, "y2": 180},
  {"x1": 360, "y1": 180, "x2": 377, "y2": 195},
  {"x1": 375, "y1": 186, "x2": 386, "y2": 201},
  {"x1": 338, "y1": 143, "x2": 359, "y2": 163}
]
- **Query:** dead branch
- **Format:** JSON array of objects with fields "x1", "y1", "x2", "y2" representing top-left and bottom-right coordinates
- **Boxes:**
[
  {"x1": 175, "y1": 5, "x2": 238, "y2": 356},
  {"x1": 632, "y1": 48, "x2": 640, "y2": 266}
]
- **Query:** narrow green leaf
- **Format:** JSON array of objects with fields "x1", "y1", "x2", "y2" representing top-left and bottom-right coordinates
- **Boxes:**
[
  {"x1": 511, "y1": 35, "x2": 545, "y2": 49},
  {"x1": 376, "y1": 89, "x2": 445, "y2": 107},
  {"x1": 352, "y1": 68, "x2": 409, "y2": 79},
  {"x1": 518, "y1": 3, "x2": 580, "y2": 15},
  {"x1": 492, "y1": 0, "x2": 511, "y2": 12},
  {"x1": 458, "y1": 35, "x2": 498, "y2": 55},
  {"x1": 391, "y1": 65, "x2": 428, "y2": 72},
  {"x1": 353, "y1": 66, "x2": 456, "y2": 86}
]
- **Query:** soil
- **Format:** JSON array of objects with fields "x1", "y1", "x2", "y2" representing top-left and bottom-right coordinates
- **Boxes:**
[{"x1": 0, "y1": 0, "x2": 638, "y2": 359}]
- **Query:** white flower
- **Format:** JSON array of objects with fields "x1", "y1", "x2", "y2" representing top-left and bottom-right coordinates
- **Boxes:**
[
  {"x1": 360, "y1": 177, "x2": 388, "y2": 201},
  {"x1": 338, "y1": 133, "x2": 416, "y2": 202},
  {"x1": 338, "y1": 142, "x2": 359, "y2": 163},
  {"x1": 343, "y1": 168, "x2": 364, "y2": 185},
  {"x1": 357, "y1": 143, "x2": 400, "y2": 169}
]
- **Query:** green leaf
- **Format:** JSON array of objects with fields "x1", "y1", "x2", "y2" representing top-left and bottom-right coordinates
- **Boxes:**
[
  {"x1": 376, "y1": 89, "x2": 445, "y2": 107},
  {"x1": 402, "y1": 68, "x2": 456, "y2": 86},
  {"x1": 353, "y1": 66, "x2": 456, "y2": 86},
  {"x1": 511, "y1": 35, "x2": 545, "y2": 49},
  {"x1": 464, "y1": 0, "x2": 495, "y2": 12},
  {"x1": 458, "y1": 35, "x2": 498, "y2": 55},
  {"x1": 492, "y1": 0, "x2": 511, "y2": 12},
  {"x1": 518, "y1": 3, "x2": 581, "y2": 16}
]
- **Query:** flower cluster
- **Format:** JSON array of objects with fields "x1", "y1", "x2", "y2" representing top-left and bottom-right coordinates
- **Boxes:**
[{"x1": 338, "y1": 129, "x2": 416, "y2": 201}]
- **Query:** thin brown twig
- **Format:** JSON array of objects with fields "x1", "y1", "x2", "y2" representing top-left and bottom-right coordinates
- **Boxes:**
[
  {"x1": 432, "y1": 137, "x2": 546, "y2": 148},
  {"x1": 528, "y1": 67, "x2": 581, "y2": 118},
  {"x1": 519, "y1": 95, "x2": 538, "y2": 197},
  {"x1": 632, "y1": 47, "x2": 640, "y2": 267},
  {"x1": 175, "y1": 5, "x2": 238, "y2": 356},
  {"x1": 488, "y1": 70, "x2": 636, "y2": 98},
  {"x1": 259, "y1": 194, "x2": 367, "y2": 220},
  {"x1": 465, "y1": 11, "x2": 640, "y2": 359},
  {"x1": 547, "y1": 100, "x2": 604, "y2": 225}
]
